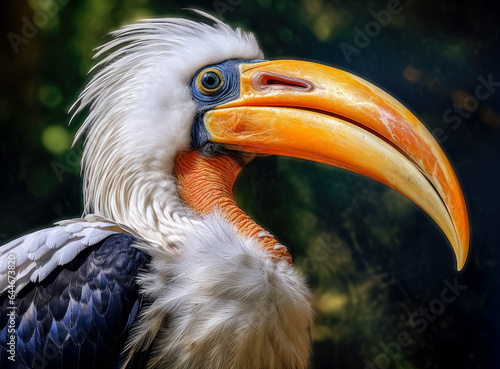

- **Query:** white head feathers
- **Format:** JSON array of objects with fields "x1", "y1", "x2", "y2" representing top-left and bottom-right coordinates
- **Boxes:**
[{"x1": 70, "y1": 14, "x2": 263, "y2": 245}]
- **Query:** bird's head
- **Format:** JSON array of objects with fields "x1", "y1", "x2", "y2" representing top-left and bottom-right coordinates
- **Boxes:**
[{"x1": 73, "y1": 13, "x2": 469, "y2": 270}]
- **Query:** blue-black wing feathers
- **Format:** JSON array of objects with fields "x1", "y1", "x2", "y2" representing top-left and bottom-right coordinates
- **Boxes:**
[{"x1": 0, "y1": 234, "x2": 150, "y2": 369}]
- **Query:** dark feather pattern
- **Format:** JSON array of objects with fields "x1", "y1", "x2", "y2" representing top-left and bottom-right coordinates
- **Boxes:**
[{"x1": 0, "y1": 234, "x2": 150, "y2": 369}]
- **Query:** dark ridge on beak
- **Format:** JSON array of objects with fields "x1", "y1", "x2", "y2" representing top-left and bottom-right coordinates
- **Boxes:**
[{"x1": 253, "y1": 72, "x2": 313, "y2": 91}]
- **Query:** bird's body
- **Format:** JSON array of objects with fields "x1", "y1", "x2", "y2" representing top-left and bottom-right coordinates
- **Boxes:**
[{"x1": 0, "y1": 12, "x2": 468, "y2": 369}]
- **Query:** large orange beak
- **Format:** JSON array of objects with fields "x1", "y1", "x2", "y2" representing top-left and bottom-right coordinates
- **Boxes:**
[{"x1": 204, "y1": 60, "x2": 469, "y2": 270}]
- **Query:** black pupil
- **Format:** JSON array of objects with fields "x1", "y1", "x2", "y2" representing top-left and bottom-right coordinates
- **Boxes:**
[{"x1": 202, "y1": 72, "x2": 220, "y2": 90}]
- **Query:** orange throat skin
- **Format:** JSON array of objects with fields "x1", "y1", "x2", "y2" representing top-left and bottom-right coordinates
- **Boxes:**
[{"x1": 175, "y1": 150, "x2": 292, "y2": 263}]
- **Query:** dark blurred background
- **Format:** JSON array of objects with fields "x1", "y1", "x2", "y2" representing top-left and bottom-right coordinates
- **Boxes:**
[{"x1": 1, "y1": 0, "x2": 498, "y2": 368}]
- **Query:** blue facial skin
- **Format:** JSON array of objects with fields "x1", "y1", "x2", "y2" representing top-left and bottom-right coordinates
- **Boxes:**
[{"x1": 190, "y1": 59, "x2": 265, "y2": 151}]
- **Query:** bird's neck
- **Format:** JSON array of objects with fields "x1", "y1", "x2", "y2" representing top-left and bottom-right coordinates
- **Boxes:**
[{"x1": 175, "y1": 151, "x2": 292, "y2": 263}]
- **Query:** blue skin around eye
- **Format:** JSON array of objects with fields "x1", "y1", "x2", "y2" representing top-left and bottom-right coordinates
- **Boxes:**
[{"x1": 190, "y1": 59, "x2": 265, "y2": 150}]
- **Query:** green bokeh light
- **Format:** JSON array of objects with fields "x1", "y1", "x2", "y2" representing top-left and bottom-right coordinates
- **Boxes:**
[
  {"x1": 41, "y1": 125, "x2": 71, "y2": 154},
  {"x1": 38, "y1": 84, "x2": 63, "y2": 108}
]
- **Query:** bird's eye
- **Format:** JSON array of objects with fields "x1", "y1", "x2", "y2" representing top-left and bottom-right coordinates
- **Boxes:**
[{"x1": 197, "y1": 68, "x2": 224, "y2": 95}]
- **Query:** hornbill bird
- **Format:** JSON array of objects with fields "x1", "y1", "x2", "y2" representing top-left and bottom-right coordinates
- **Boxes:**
[{"x1": 0, "y1": 12, "x2": 469, "y2": 369}]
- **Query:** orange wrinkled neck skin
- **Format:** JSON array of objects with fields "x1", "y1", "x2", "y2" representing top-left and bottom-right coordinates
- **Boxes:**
[{"x1": 175, "y1": 150, "x2": 292, "y2": 263}]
